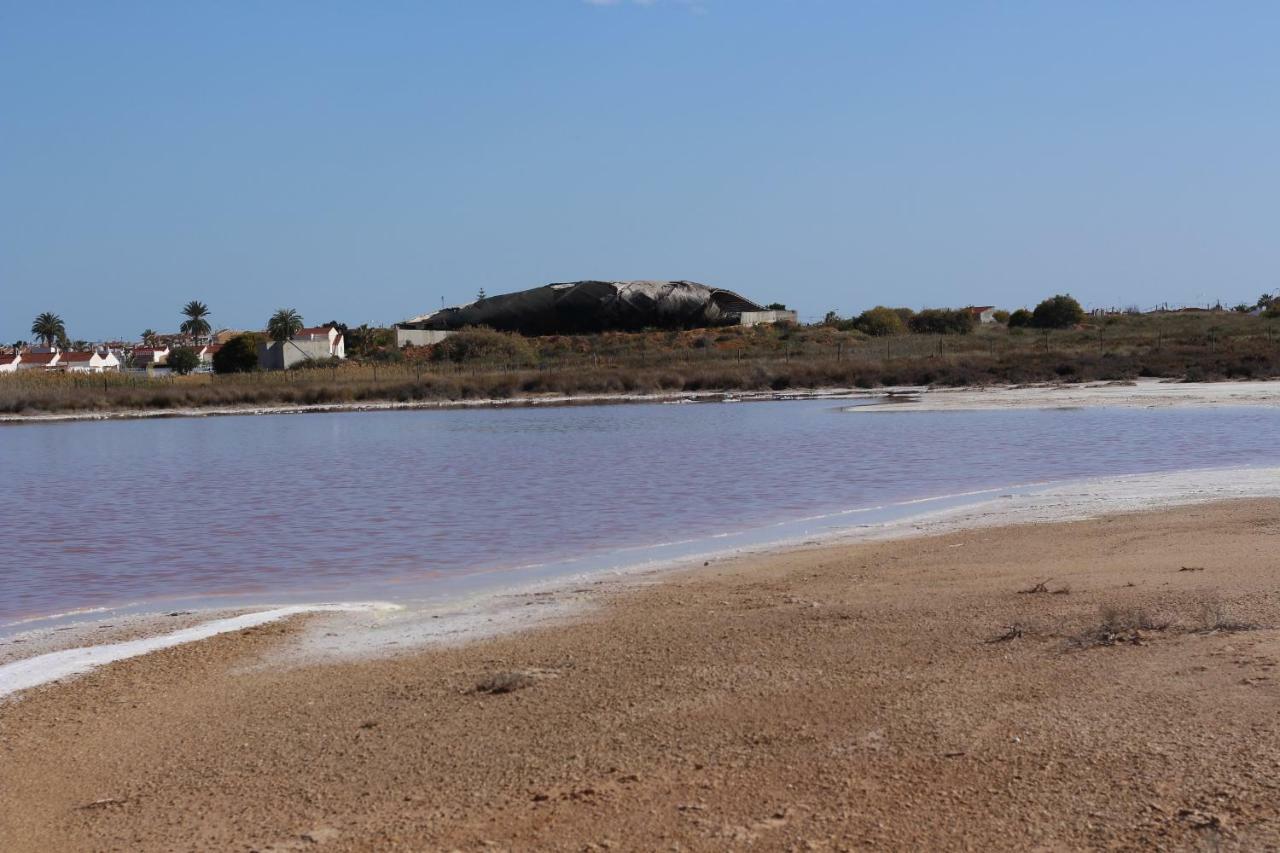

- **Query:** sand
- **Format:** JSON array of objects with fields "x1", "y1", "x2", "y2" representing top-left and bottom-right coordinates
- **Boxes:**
[{"x1": 3, "y1": 499, "x2": 1280, "y2": 851}]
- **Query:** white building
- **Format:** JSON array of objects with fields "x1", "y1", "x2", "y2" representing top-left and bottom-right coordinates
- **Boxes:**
[
  {"x1": 0, "y1": 353, "x2": 20, "y2": 373},
  {"x1": 967, "y1": 306, "x2": 997, "y2": 325},
  {"x1": 258, "y1": 325, "x2": 347, "y2": 370},
  {"x1": 16, "y1": 352, "x2": 60, "y2": 370},
  {"x1": 130, "y1": 346, "x2": 170, "y2": 368},
  {"x1": 196, "y1": 343, "x2": 222, "y2": 365},
  {"x1": 58, "y1": 349, "x2": 121, "y2": 373}
]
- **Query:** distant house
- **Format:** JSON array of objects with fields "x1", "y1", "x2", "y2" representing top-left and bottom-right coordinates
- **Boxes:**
[
  {"x1": 130, "y1": 346, "x2": 170, "y2": 368},
  {"x1": 196, "y1": 343, "x2": 222, "y2": 365},
  {"x1": 58, "y1": 349, "x2": 121, "y2": 373},
  {"x1": 16, "y1": 352, "x2": 60, "y2": 370},
  {"x1": 0, "y1": 353, "x2": 20, "y2": 373},
  {"x1": 967, "y1": 306, "x2": 997, "y2": 325},
  {"x1": 258, "y1": 324, "x2": 347, "y2": 370}
]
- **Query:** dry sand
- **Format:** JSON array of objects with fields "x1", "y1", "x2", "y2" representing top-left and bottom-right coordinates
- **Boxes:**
[{"x1": 3, "y1": 499, "x2": 1280, "y2": 851}]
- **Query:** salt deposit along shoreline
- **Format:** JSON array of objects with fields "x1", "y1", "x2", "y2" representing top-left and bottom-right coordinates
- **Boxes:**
[
  {"x1": 4, "y1": 464, "x2": 1279, "y2": 702},
  {"x1": 3, "y1": 377, "x2": 1280, "y2": 426}
]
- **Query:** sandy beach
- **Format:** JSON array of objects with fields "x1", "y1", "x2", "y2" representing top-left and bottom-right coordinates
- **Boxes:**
[{"x1": 3, "y1": 498, "x2": 1280, "y2": 851}]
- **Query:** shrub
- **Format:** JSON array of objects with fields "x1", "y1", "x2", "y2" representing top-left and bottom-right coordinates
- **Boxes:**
[
  {"x1": 1008, "y1": 308, "x2": 1033, "y2": 328},
  {"x1": 1031, "y1": 294, "x2": 1085, "y2": 329},
  {"x1": 908, "y1": 308, "x2": 976, "y2": 335},
  {"x1": 993, "y1": 309, "x2": 1010, "y2": 324},
  {"x1": 853, "y1": 306, "x2": 906, "y2": 337},
  {"x1": 213, "y1": 334, "x2": 260, "y2": 374},
  {"x1": 430, "y1": 327, "x2": 535, "y2": 365},
  {"x1": 167, "y1": 347, "x2": 201, "y2": 375}
]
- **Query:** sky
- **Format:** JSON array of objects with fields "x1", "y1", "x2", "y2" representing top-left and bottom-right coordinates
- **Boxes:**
[{"x1": 3, "y1": 1, "x2": 1280, "y2": 341}]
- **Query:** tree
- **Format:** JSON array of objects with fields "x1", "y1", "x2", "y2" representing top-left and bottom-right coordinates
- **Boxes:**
[
  {"x1": 853, "y1": 306, "x2": 906, "y2": 337},
  {"x1": 167, "y1": 347, "x2": 201, "y2": 375},
  {"x1": 476, "y1": 288, "x2": 487, "y2": 302},
  {"x1": 267, "y1": 309, "x2": 303, "y2": 343},
  {"x1": 992, "y1": 309, "x2": 1011, "y2": 324},
  {"x1": 212, "y1": 334, "x2": 260, "y2": 373},
  {"x1": 908, "y1": 308, "x2": 976, "y2": 335},
  {"x1": 1030, "y1": 294, "x2": 1085, "y2": 329},
  {"x1": 141, "y1": 329, "x2": 158, "y2": 346},
  {"x1": 430, "y1": 327, "x2": 534, "y2": 365},
  {"x1": 179, "y1": 301, "x2": 212, "y2": 342},
  {"x1": 30, "y1": 312, "x2": 66, "y2": 348},
  {"x1": 1008, "y1": 308, "x2": 1033, "y2": 328}
]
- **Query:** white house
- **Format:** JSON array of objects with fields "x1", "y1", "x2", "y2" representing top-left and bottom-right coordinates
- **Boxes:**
[
  {"x1": 130, "y1": 346, "x2": 170, "y2": 368},
  {"x1": 967, "y1": 306, "x2": 997, "y2": 324},
  {"x1": 0, "y1": 353, "x2": 20, "y2": 373},
  {"x1": 258, "y1": 325, "x2": 347, "y2": 370},
  {"x1": 58, "y1": 349, "x2": 121, "y2": 373},
  {"x1": 16, "y1": 352, "x2": 60, "y2": 370},
  {"x1": 293, "y1": 326, "x2": 345, "y2": 358},
  {"x1": 196, "y1": 343, "x2": 222, "y2": 365}
]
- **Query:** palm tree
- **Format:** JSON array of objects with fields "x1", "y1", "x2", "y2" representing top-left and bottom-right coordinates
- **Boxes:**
[
  {"x1": 141, "y1": 329, "x2": 158, "y2": 346},
  {"x1": 31, "y1": 313, "x2": 66, "y2": 349},
  {"x1": 179, "y1": 300, "x2": 212, "y2": 342},
  {"x1": 267, "y1": 308, "x2": 303, "y2": 343}
]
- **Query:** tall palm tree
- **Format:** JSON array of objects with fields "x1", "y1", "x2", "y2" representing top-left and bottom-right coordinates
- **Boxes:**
[
  {"x1": 141, "y1": 329, "x2": 158, "y2": 346},
  {"x1": 31, "y1": 313, "x2": 66, "y2": 349},
  {"x1": 179, "y1": 300, "x2": 212, "y2": 342},
  {"x1": 267, "y1": 308, "x2": 303, "y2": 343}
]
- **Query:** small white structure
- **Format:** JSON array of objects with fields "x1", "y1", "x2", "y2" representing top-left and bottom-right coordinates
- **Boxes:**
[
  {"x1": 58, "y1": 349, "x2": 121, "y2": 373},
  {"x1": 130, "y1": 346, "x2": 170, "y2": 368},
  {"x1": 196, "y1": 344, "x2": 222, "y2": 365},
  {"x1": 967, "y1": 306, "x2": 997, "y2": 325},
  {"x1": 16, "y1": 352, "x2": 60, "y2": 370},
  {"x1": 394, "y1": 327, "x2": 453, "y2": 348},
  {"x1": 738, "y1": 309, "x2": 798, "y2": 327},
  {"x1": 0, "y1": 353, "x2": 20, "y2": 373},
  {"x1": 258, "y1": 325, "x2": 347, "y2": 370}
]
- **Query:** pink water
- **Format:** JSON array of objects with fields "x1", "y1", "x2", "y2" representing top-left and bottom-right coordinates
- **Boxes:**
[{"x1": 2, "y1": 400, "x2": 1278, "y2": 625}]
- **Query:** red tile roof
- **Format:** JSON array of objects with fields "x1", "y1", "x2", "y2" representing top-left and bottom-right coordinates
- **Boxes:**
[
  {"x1": 21, "y1": 353, "x2": 57, "y2": 365},
  {"x1": 58, "y1": 352, "x2": 96, "y2": 362}
]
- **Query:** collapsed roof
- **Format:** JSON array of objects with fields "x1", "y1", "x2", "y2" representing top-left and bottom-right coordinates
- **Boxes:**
[{"x1": 400, "y1": 280, "x2": 767, "y2": 335}]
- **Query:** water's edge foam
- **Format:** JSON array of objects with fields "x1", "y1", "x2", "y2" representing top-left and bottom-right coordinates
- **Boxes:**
[{"x1": 0, "y1": 603, "x2": 397, "y2": 700}]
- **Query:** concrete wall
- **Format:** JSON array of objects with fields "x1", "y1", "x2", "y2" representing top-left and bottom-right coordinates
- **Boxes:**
[
  {"x1": 258, "y1": 339, "x2": 335, "y2": 370},
  {"x1": 394, "y1": 328, "x2": 454, "y2": 348},
  {"x1": 738, "y1": 310, "x2": 798, "y2": 327}
]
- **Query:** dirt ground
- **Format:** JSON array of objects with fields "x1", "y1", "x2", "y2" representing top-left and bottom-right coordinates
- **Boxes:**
[{"x1": 3, "y1": 499, "x2": 1279, "y2": 852}]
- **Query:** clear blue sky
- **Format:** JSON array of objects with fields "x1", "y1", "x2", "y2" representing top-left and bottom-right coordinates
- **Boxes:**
[{"x1": 3, "y1": 1, "x2": 1279, "y2": 341}]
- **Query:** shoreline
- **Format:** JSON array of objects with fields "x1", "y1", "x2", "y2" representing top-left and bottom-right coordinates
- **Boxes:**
[
  {"x1": 4, "y1": 498, "x2": 1280, "y2": 849},
  {"x1": 6, "y1": 463, "x2": 1279, "y2": 702},
  {"x1": 4, "y1": 376, "x2": 1280, "y2": 425}
]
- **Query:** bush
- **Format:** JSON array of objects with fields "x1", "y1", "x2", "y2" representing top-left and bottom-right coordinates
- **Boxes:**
[
  {"x1": 1031, "y1": 294, "x2": 1085, "y2": 329},
  {"x1": 167, "y1": 347, "x2": 201, "y2": 375},
  {"x1": 908, "y1": 308, "x2": 976, "y2": 335},
  {"x1": 1008, "y1": 308, "x2": 1033, "y2": 328},
  {"x1": 430, "y1": 327, "x2": 535, "y2": 365},
  {"x1": 993, "y1": 309, "x2": 1010, "y2": 324},
  {"x1": 213, "y1": 334, "x2": 260, "y2": 374},
  {"x1": 853, "y1": 306, "x2": 906, "y2": 337}
]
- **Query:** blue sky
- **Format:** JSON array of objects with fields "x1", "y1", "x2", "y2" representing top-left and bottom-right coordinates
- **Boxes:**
[{"x1": 3, "y1": 1, "x2": 1279, "y2": 341}]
